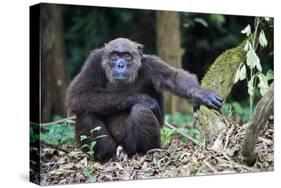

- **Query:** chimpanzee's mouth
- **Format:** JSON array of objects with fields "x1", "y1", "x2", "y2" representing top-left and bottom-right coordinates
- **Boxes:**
[
  {"x1": 113, "y1": 73, "x2": 129, "y2": 81},
  {"x1": 114, "y1": 76, "x2": 128, "y2": 80}
]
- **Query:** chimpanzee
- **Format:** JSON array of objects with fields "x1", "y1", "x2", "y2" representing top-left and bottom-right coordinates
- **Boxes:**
[{"x1": 66, "y1": 38, "x2": 222, "y2": 162}]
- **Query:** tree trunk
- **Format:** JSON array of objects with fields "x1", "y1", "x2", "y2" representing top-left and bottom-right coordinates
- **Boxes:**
[
  {"x1": 41, "y1": 4, "x2": 68, "y2": 122},
  {"x1": 239, "y1": 83, "x2": 273, "y2": 166},
  {"x1": 156, "y1": 11, "x2": 182, "y2": 113},
  {"x1": 194, "y1": 40, "x2": 247, "y2": 145}
]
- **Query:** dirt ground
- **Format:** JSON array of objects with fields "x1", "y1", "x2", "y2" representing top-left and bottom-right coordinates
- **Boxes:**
[{"x1": 30, "y1": 118, "x2": 273, "y2": 185}]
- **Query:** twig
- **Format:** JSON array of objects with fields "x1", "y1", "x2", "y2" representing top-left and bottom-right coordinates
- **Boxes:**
[
  {"x1": 164, "y1": 121, "x2": 199, "y2": 145},
  {"x1": 224, "y1": 124, "x2": 234, "y2": 149},
  {"x1": 31, "y1": 116, "x2": 76, "y2": 126},
  {"x1": 146, "y1": 148, "x2": 168, "y2": 154},
  {"x1": 41, "y1": 141, "x2": 70, "y2": 154},
  {"x1": 204, "y1": 160, "x2": 218, "y2": 173}
]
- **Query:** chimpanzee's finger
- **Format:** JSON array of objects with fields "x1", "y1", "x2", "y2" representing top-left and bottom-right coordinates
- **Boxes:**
[
  {"x1": 215, "y1": 94, "x2": 223, "y2": 102},
  {"x1": 205, "y1": 100, "x2": 221, "y2": 112},
  {"x1": 192, "y1": 101, "x2": 200, "y2": 113},
  {"x1": 212, "y1": 98, "x2": 222, "y2": 109}
]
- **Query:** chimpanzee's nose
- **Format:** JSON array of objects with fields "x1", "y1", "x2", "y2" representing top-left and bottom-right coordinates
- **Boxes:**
[{"x1": 117, "y1": 62, "x2": 125, "y2": 68}]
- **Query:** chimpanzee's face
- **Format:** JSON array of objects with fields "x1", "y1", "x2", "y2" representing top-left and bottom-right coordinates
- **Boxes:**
[
  {"x1": 109, "y1": 47, "x2": 133, "y2": 82},
  {"x1": 102, "y1": 38, "x2": 143, "y2": 84}
]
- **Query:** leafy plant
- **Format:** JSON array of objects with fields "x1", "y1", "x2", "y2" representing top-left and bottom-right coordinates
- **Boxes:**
[
  {"x1": 81, "y1": 165, "x2": 96, "y2": 183},
  {"x1": 234, "y1": 17, "x2": 273, "y2": 116},
  {"x1": 223, "y1": 101, "x2": 251, "y2": 123},
  {"x1": 41, "y1": 121, "x2": 75, "y2": 149},
  {"x1": 161, "y1": 126, "x2": 176, "y2": 145},
  {"x1": 165, "y1": 112, "x2": 194, "y2": 126},
  {"x1": 80, "y1": 126, "x2": 107, "y2": 159},
  {"x1": 162, "y1": 113, "x2": 201, "y2": 145}
]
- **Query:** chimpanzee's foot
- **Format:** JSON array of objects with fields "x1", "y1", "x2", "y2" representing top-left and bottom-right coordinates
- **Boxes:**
[{"x1": 115, "y1": 145, "x2": 127, "y2": 161}]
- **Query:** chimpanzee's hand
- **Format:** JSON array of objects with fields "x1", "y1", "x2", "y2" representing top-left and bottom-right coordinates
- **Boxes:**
[
  {"x1": 192, "y1": 88, "x2": 223, "y2": 112},
  {"x1": 138, "y1": 95, "x2": 161, "y2": 122}
]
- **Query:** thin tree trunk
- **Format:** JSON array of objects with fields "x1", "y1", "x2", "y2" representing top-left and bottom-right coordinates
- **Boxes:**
[
  {"x1": 239, "y1": 83, "x2": 273, "y2": 166},
  {"x1": 41, "y1": 4, "x2": 68, "y2": 122},
  {"x1": 156, "y1": 11, "x2": 182, "y2": 113}
]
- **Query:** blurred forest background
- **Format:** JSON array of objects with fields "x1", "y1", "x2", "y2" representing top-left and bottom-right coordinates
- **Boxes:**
[{"x1": 40, "y1": 3, "x2": 273, "y2": 126}]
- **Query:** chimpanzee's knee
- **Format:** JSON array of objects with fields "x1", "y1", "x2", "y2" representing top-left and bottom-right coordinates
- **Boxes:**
[
  {"x1": 76, "y1": 113, "x2": 117, "y2": 163},
  {"x1": 123, "y1": 104, "x2": 161, "y2": 156}
]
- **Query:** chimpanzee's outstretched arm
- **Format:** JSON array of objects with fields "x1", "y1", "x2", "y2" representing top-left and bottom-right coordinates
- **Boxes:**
[{"x1": 142, "y1": 55, "x2": 223, "y2": 111}]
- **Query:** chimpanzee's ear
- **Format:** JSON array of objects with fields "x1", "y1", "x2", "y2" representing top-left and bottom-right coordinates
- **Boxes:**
[{"x1": 136, "y1": 43, "x2": 144, "y2": 56}]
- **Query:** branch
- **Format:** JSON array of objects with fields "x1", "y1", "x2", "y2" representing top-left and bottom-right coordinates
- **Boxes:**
[
  {"x1": 31, "y1": 116, "x2": 76, "y2": 126},
  {"x1": 164, "y1": 121, "x2": 199, "y2": 145},
  {"x1": 239, "y1": 83, "x2": 273, "y2": 166}
]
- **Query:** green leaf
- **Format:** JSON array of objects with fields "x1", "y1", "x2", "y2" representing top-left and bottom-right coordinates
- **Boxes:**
[
  {"x1": 266, "y1": 69, "x2": 274, "y2": 81},
  {"x1": 258, "y1": 30, "x2": 268, "y2": 47},
  {"x1": 90, "y1": 141, "x2": 96, "y2": 150},
  {"x1": 247, "y1": 76, "x2": 255, "y2": 96},
  {"x1": 244, "y1": 40, "x2": 252, "y2": 51},
  {"x1": 234, "y1": 63, "x2": 246, "y2": 83},
  {"x1": 80, "y1": 135, "x2": 88, "y2": 142},
  {"x1": 240, "y1": 64, "x2": 247, "y2": 81},
  {"x1": 246, "y1": 49, "x2": 260, "y2": 70},
  {"x1": 257, "y1": 73, "x2": 269, "y2": 96},
  {"x1": 40, "y1": 123, "x2": 75, "y2": 147},
  {"x1": 256, "y1": 58, "x2": 262, "y2": 72},
  {"x1": 94, "y1": 135, "x2": 108, "y2": 140},
  {"x1": 90, "y1": 126, "x2": 101, "y2": 134},
  {"x1": 81, "y1": 144, "x2": 90, "y2": 149},
  {"x1": 234, "y1": 68, "x2": 241, "y2": 84},
  {"x1": 210, "y1": 14, "x2": 225, "y2": 26},
  {"x1": 194, "y1": 17, "x2": 208, "y2": 27},
  {"x1": 265, "y1": 17, "x2": 270, "y2": 22},
  {"x1": 241, "y1": 24, "x2": 251, "y2": 36},
  {"x1": 87, "y1": 151, "x2": 95, "y2": 157}
]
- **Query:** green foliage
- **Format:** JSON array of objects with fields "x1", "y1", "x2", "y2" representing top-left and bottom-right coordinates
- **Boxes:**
[
  {"x1": 194, "y1": 17, "x2": 208, "y2": 27},
  {"x1": 63, "y1": 6, "x2": 153, "y2": 78},
  {"x1": 161, "y1": 113, "x2": 201, "y2": 145},
  {"x1": 182, "y1": 14, "x2": 225, "y2": 28},
  {"x1": 209, "y1": 14, "x2": 225, "y2": 26},
  {"x1": 223, "y1": 101, "x2": 251, "y2": 123},
  {"x1": 266, "y1": 69, "x2": 274, "y2": 81},
  {"x1": 41, "y1": 122, "x2": 75, "y2": 149},
  {"x1": 181, "y1": 13, "x2": 248, "y2": 53},
  {"x1": 81, "y1": 165, "x2": 96, "y2": 183},
  {"x1": 161, "y1": 126, "x2": 176, "y2": 145},
  {"x1": 235, "y1": 17, "x2": 273, "y2": 116},
  {"x1": 259, "y1": 30, "x2": 268, "y2": 47},
  {"x1": 30, "y1": 117, "x2": 76, "y2": 147},
  {"x1": 165, "y1": 112, "x2": 194, "y2": 125},
  {"x1": 80, "y1": 127, "x2": 105, "y2": 159},
  {"x1": 241, "y1": 24, "x2": 251, "y2": 36}
]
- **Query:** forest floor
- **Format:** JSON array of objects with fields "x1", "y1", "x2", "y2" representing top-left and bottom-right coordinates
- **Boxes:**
[{"x1": 31, "y1": 117, "x2": 274, "y2": 185}]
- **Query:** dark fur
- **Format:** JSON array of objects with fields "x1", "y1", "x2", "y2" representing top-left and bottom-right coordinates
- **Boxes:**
[{"x1": 66, "y1": 38, "x2": 222, "y2": 162}]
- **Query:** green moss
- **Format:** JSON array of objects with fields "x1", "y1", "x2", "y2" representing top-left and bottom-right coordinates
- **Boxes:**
[
  {"x1": 195, "y1": 40, "x2": 247, "y2": 145},
  {"x1": 201, "y1": 40, "x2": 247, "y2": 98}
]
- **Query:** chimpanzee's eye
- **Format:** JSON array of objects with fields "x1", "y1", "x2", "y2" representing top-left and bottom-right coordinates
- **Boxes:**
[
  {"x1": 123, "y1": 53, "x2": 132, "y2": 60},
  {"x1": 110, "y1": 52, "x2": 118, "y2": 59}
]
